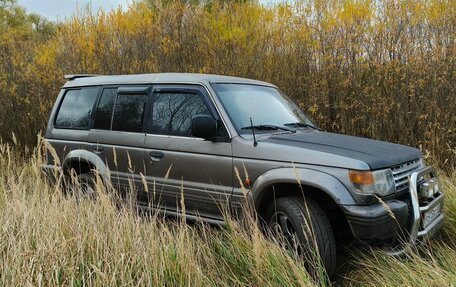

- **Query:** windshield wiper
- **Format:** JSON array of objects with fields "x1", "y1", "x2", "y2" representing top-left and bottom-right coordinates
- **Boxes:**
[
  {"x1": 284, "y1": 122, "x2": 319, "y2": 130},
  {"x1": 241, "y1": 124, "x2": 296, "y2": 133}
]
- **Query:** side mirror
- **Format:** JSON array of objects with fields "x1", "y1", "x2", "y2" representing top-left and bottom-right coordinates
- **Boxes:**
[{"x1": 191, "y1": 115, "x2": 217, "y2": 140}]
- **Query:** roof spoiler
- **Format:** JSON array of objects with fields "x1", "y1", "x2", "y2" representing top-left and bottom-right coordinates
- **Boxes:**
[{"x1": 64, "y1": 74, "x2": 98, "y2": 81}]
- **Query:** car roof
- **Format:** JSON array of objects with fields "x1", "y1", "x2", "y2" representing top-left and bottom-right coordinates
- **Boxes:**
[{"x1": 62, "y1": 73, "x2": 277, "y2": 88}]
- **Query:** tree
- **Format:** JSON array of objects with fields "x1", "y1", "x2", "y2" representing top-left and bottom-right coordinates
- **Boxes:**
[
  {"x1": 0, "y1": 0, "x2": 55, "y2": 37},
  {"x1": 144, "y1": 0, "x2": 254, "y2": 11}
]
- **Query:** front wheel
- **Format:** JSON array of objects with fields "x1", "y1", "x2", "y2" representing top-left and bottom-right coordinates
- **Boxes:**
[{"x1": 266, "y1": 196, "x2": 337, "y2": 278}]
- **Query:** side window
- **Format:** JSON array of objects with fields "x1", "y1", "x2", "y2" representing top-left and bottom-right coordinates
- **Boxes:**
[
  {"x1": 93, "y1": 87, "x2": 148, "y2": 132},
  {"x1": 93, "y1": 88, "x2": 116, "y2": 130},
  {"x1": 55, "y1": 88, "x2": 99, "y2": 129},
  {"x1": 151, "y1": 92, "x2": 211, "y2": 137},
  {"x1": 112, "y1": 94, "x2": 148, "y2": 132}
]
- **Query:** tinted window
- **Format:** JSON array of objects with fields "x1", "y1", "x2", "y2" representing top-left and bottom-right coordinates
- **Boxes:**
[
  {"x1": 112, "y1": 94, "x2": 148, "y2": 132},
  {"x1": 55, "y1": 88, "x2": 99, "y2": 129},
  {"x1": 93, "y1": 88, "x2": 116, "y2": 130},
  {"x1": 151, "y1": 92, "x2": 211, "y2": 137}
]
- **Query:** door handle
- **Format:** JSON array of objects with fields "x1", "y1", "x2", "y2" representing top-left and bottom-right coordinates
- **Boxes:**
[
  {"x1": 149, "y1": 151, "x2": 164, "y2": 162},
  {"x1": 92, "y1": 144, "x2": 104, "y2": 153}
]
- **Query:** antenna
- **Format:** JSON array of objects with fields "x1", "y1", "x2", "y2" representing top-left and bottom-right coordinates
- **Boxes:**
[{"x1": 250, "y1": 117, "x2": 258, "y2": 147}]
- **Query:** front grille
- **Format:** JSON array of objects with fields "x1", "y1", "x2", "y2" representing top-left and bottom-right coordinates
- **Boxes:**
[{"x1": 391, "y1": 159, "x2": 422, "y2": 193}]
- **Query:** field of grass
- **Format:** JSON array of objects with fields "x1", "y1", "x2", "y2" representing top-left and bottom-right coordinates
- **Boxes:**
[{"x1": 0, "y1": 143, "x2": 455, "y2": 286}]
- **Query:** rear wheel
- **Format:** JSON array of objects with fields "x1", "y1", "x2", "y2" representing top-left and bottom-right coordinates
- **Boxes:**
[
  {"x1": 266, "y1": 196, "x2": 337, "y2": 278},
  {"x1": 77, "y1": 173, "x2": 97, "y2": 198},
  {"x1": 64, "y1": 172, "x2": 98, "y2": 200}
]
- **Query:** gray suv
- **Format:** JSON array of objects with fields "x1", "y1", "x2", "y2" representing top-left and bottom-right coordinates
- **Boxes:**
[{"x1": 42, "y1": 73, "x2": 444, "y2": 276}]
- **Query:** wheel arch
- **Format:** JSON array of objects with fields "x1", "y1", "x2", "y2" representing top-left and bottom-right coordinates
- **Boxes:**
[
  {"x1": 251, "y1": 168, "x2": 355, "y2": 241},
  {"x1": 62, "y1": 149, "x2": 109, "y2": 181}
]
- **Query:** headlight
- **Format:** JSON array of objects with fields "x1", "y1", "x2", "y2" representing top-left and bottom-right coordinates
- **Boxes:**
[{"x1": 349, "y1": 169, "x2": 396, "y2": 196}]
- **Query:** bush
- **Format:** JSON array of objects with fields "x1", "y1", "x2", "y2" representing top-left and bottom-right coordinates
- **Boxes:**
[{"x1": 0, "y1": 0, "x2": 454, "y2": 170}]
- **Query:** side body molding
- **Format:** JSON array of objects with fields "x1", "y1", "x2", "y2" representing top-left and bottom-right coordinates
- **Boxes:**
[
  {"x1": 63, "y1": 149, "x2": 109, "y2": 180},
  {"x1": 249, "y1": 168, "x2": 356, "y2": 208}
]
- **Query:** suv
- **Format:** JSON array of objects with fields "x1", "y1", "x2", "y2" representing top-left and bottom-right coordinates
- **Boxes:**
[{"x1": 42, "y1": 73, "x2": 444, "y2": 276}]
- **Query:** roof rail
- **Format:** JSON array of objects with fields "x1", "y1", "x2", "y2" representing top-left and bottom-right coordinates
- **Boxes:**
[{"x1": 64, "y1": 74, "x2": 98, "y2": 81}]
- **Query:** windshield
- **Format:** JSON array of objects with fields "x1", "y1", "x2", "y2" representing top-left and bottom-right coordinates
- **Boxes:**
[{"x1": 212, "y1": 84, "x2": 316, "y2": 134}]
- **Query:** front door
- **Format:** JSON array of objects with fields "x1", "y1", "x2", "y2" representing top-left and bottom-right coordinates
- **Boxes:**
[{"x1": 142, "y1": 85, "x2": 233, "y2": 220}]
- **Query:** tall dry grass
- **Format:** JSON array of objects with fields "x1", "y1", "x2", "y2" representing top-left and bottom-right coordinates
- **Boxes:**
[
  {"x1": 1, "y1": 141, "x2": 456, "y2": 286},
  {"x1": 0, "y1": 142, "x2": 317, "y2": 286}
]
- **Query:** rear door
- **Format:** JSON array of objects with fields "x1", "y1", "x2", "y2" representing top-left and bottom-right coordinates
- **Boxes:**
[
  {"x1": 142, "y1": 84, "x2": 233, "y2": 220},
  {"x1": 88, "y1": 86, "x2": 150, "y2": 196}
]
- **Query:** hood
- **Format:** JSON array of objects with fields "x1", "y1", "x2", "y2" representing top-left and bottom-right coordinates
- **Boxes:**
[{"x1": 264, "y1": 131, "x2": 422, "y2": 170}]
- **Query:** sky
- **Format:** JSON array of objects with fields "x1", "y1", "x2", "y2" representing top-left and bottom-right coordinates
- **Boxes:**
[{"x1": 18, "y1": 0, "x2": 286, "y2": 21}]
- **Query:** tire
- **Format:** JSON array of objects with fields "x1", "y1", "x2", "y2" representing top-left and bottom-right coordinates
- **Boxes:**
[
  {"x1": 73, "y1": 173, "x2": 97, "y2": 200},
  {"x1": 266, "y1": 196, "x2": 337, "y2": 278}
]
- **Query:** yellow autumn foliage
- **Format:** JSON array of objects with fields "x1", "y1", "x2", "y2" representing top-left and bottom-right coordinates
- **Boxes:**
[{"x1": 0, "y1": 0, "x2": 455, "y2": 169}]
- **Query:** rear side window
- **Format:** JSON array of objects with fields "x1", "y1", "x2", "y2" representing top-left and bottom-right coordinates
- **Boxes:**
[
  {"x1": 112, "y1": 94, "x2": 148, "y2": 132},
  {"x1": 55, "y1": 88, "x2": 99, "y2": 129},
  {"x1": 93, "y1": 88, "x2": 116, "y2": 130},
  {"x1": 151, "y1": 92, "x2": 211, "y2": 137},
  {"x1": 93, "y1": 87, "x2": 148, "y2": 133}
]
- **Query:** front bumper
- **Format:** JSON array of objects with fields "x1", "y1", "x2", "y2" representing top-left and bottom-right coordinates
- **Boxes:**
[
  {"x1": 343, "y1": 166, "x2": 444, "y2": 250},
  {"x1": 392, "y1": 166, "x2": 444, "y2": 254},
  {"x1": 343, "y1": 200, "x2": 409, "y2": 242}
]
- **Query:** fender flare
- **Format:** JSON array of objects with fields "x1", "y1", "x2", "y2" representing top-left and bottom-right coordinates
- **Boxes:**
[
  {"x1": 249, "y1": 167, "x2": 356, "y2": 209},
  {"x1": 62, "y1": 149, "x2": 109, "y2": 181}
]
